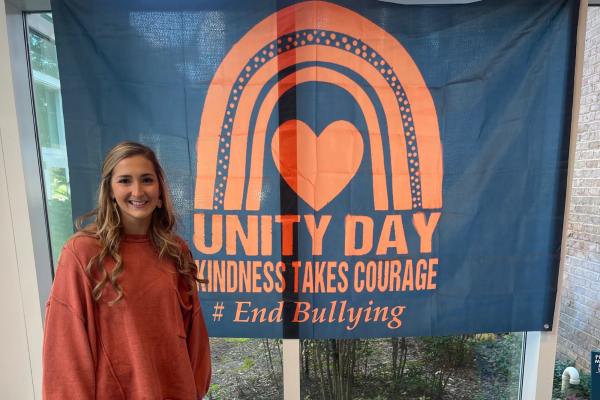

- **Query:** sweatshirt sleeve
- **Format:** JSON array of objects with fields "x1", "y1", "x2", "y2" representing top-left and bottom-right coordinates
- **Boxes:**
[
  {"x1": 179, "y1": 240, "x2": 212, "y2": 399},
  {"x1": 187, "y1": 291, "x2": 212, "y2": 399},
  {"x1": 42, "y1": 246, "x2": 97, "y2": 400}
]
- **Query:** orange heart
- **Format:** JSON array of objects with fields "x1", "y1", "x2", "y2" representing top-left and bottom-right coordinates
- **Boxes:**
[{"x1": 271, "y1": 119, "x2": 364, "y2": 211}]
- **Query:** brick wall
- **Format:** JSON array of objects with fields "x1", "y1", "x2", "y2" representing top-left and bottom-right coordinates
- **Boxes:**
[{"x1": 556, "y1": 7, "x2": 600, "y2": 374}]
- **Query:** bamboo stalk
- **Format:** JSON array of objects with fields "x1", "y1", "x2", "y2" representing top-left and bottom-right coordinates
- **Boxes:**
[
  {"x1": 326, "y1": 341, "x2": 333, "y2": 399},
  {"x1": 315, "y1": 341, "x2": 330, "y2": 400},
  {"x1": 345, "y1": 340, "x2": 354, "y2": 399}
]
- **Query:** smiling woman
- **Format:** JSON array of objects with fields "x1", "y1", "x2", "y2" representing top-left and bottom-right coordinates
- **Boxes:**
[
  {"x1": 110, "y1": 154, "x2": 162, "y2": 235},
  {"x1": 41, "y1": 142, "x2": 212, "y2": 399}
]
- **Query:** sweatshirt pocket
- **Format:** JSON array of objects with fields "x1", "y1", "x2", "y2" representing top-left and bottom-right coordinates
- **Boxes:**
[{"x1": 173, "y1": 287, "x2": 192, "y2": 339}]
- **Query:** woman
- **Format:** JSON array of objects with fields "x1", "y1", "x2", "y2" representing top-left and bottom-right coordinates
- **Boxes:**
[{"x1": 42, "y1": 142, "x2": 211, "y2": 399}]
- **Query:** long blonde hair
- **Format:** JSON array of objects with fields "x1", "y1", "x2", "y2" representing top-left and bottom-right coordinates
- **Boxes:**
[{"x1": 74, "y1": 141, "x2": 206, "y2": 305}]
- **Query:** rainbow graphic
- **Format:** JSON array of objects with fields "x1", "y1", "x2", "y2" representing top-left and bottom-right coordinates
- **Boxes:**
[{"x1": 194, "y1": 1, "x2": 443, "y2": 213}]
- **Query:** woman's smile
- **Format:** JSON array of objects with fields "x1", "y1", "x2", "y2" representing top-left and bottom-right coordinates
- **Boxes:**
[{"x1": 128, "y1": 199, "x2": 149, "y2": 208}]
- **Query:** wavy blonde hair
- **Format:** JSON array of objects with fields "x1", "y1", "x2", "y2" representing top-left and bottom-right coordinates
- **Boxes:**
[{"x1": 74, "y1": 142, "x2": 207, "y2": 306}]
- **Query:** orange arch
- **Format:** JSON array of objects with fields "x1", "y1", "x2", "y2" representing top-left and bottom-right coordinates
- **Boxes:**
[
  {"x1": 224, "y1": 45, "x2": 411, "y2": 211},
  {"x1": 242, "y1": 66, "x2": 386, "y2": 211},
  {"x1": 195, "y1": 1, "x2": 442, "y2": 210}
]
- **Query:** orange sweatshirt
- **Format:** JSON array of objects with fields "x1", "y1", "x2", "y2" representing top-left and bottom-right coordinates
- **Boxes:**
[{"x1": 42, "y1": 233, "x2": 211, "y2": 400}]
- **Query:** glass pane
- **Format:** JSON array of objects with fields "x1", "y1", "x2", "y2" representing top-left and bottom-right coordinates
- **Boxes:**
[
  {"x1": 40, "y1": 13, "x2": 53, "y2": 24},
  {"x1": 28, "y1": 14, "x2": 73, "y2": 269},
  {"x1": 33, "y1": 81, "x2": 62, "y2": 149},
  {"x1": 29, "y1": 29, "x2": 60, "y2": 80},
  {"x1": 47, "y1": 167, "x2": 73, "y2": 265},
  {"x1": 207, "y1": 338, "x2": 283, "y2": 399},
  {"x1": 301, "y1": 333, "x2": 523, "y2": 399}
]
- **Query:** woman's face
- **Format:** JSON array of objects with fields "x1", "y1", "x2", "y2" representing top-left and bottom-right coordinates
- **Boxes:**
[{"x1": 110, "y1": 155, "x2": 161, "y2": 234}]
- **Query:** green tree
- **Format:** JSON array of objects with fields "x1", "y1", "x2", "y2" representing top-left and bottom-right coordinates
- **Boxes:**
[{"x1": 47, "y1": 167, "x2": 73, "y2": 266}]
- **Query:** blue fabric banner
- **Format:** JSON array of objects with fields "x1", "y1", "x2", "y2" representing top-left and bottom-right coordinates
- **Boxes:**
[{"x1": 50, "y1": 0, "x2": 579, "y2": 338}]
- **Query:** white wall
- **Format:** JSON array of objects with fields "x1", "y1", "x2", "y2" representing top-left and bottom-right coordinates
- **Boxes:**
[{"x1": 0, "y1": 1, "x2": 46, "y2": 399}]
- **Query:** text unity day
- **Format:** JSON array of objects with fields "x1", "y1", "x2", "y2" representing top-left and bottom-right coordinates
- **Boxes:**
[{"x1": 193, "y1": 212, "x2": 441, "y2": 294}]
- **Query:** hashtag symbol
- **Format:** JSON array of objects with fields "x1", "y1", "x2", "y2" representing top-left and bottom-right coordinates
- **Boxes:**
[{"x1": 213, "y1": 302, "x2": 224, "y2": 321}]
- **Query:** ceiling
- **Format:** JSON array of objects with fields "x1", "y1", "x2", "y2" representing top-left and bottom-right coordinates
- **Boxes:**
[
  {"x1": 5, "y1": 0, "x2": 50, "y2": 12},
  {"x1": 4, "y1": 0, "x2": 599, "y2": 16}
]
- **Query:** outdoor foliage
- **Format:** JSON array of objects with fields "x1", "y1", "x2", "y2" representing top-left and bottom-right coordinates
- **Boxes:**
[
  {"x1": 47, "y1": 167, "x2": 73, "y2": 264},
  {"x1": 206, "y1": 333, "x2": 523, "y2": 399},
  {"x1": 473, "y1": 333, "x2": 522, "y2": 400},
  {"x1": 207, "y1": 338, "x2": 283, "y2": 399}
]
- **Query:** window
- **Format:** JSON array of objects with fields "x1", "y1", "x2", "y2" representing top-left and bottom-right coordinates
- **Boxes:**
[
  {"x1": 301, "y1": 334, "x2": 523, "y2": 399},
  {"x1": 27, "y1": 13, "x2": 73, "y2": 269},
  {"x1": 25, "y1": 14, "x2": 283, "y2": 400}
]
